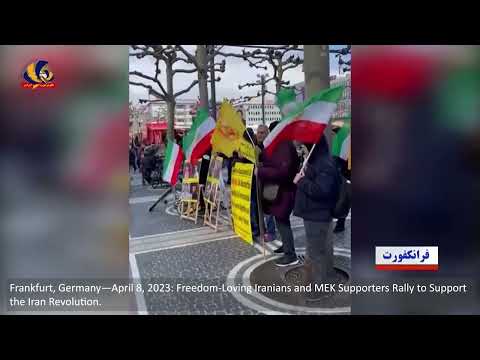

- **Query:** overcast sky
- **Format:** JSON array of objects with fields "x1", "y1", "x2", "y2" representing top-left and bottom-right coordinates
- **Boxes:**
[{"x1": 129, "y1": 45, "x2": 349, "y2": 104}]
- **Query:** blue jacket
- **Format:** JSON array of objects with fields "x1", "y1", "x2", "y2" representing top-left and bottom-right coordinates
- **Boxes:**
[{"x1": 293, "y1": 136, "x2": 339, "y2": 222}]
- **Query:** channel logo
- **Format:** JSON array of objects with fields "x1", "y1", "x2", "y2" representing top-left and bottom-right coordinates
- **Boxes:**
[
  {"x1": 375, "y1": 246, "x2": 438, "y2": 271},
  {"x1": 22, "y1": 60, "x2": 55, "y2": 89}
]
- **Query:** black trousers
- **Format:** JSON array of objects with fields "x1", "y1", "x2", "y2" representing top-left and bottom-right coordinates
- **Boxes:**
[{"x1": 275, "y1": 217, "x2": 296, "y2": 258}]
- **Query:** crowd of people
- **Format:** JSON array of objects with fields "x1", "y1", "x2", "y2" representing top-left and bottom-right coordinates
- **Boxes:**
[
  {"x1": 129, "y1": 136, "x2": 143, "y2": 174},
  {"x1": 129, "y1": 135, "x2": 167, "y2": 186}
]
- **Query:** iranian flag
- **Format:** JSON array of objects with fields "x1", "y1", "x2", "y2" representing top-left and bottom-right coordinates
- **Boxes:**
[
  {"x1": 264, "y1": 86, "x2": 344, "y2": 156},
  {"x1": 332, "y1": 120, "x2": 351, "y2": 160},
  {"x1": 276, "y1": 87, "x2": 302, "y2": 116},
  {"x1": 162, "y1": 140, "x2": 183, "y2": 185},
  {"x1": 182, "y1": 107, "x2": 215, "y2": 165}
]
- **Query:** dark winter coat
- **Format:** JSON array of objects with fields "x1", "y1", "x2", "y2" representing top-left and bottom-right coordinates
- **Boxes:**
[
  {"x1": 129, "y1": 148, "x2": 136, "y2": 164},
  {"x1": 294, "y1": 136, "x2": 340, "y2": 222},
  {"x1": 258, "y1": 141, "x2": 300, "y2": 222}
]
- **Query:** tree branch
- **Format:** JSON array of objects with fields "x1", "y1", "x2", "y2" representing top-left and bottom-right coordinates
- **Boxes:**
[
  {"x1": 129, "y1": 70, "x2": 167, "y2": 97},
  {"x1": 174, "y1": 56, "x2": 193, "y2": 65},
  {"x1": 129, "y1": 70, "x2": 156, "y2": 83},
  {"x1": 173, "y1": 67, "x2": 197, "y2": 75},
  {"x1": 175, "y1": 45, "x2": 198, "y2": 67},
  {"x1": 174, "y1": 79, "x2": 199, "y2": 98},
  {"x1": 215, "y1": 49, "x2": 267, "y2": 69},
  {"x1": 211, "y1": 45, "x2": 225, "y2": 58},
  {"x1": 283, "y1": 62, "x2": 302, "y2": 72},
  {"x1": 153, "y1": 59, "x2": 168, "y2": 96},
  {"x1": 264, "y1": 77, "x2": 275, "y2": 85},
  {"x1": 129, "y1": 80, "x2": 166, "y2": 101},
  {"x1": 130, "y1": 45, "x2": 155, "y2": 58}
]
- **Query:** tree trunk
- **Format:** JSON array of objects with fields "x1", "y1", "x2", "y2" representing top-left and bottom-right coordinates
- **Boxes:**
[
  {"x1": 276, "y1": 64, "x2": 283, "y2": 94},
  {"x1": 304, "y1": 45, "x2": 331, "y2": 144},
  {"x1": 165, "y1": 61, "x2": 175, "y2": 142},
  {"x1": 303, "y1": 45, "x2": 334, "y2": 288},
  {"x1": 261, "y1": 80, "x2": 266, "y2": 125},
  {"x1": 167, "y1": 100, "x2": 175, "y2": 142},
  {"x1": 196, "y1": 45, "x2": 209, "y2": 109}
]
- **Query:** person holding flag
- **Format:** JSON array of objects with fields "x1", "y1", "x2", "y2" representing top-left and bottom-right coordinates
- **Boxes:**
[
  {"x1": 263, "y1": 86, "x2": 344, "y2": 157},
  {"x1": 331, "y1": 121, "x2": 351, "y2": 232},
  {"x1": 256, "y1": 120, "x2": 300, "y2": 266},
  {"x1": 293, "y1": 135, "x2": 341, "y2": 299},
  {"x1": 260, "y1": 85, "x2": 344, "y2": 289}
]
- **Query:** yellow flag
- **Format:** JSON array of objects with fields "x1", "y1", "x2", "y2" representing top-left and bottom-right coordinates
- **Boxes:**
[{"x1": 211, "y1": 100, "x2": 246, "y2": 157}]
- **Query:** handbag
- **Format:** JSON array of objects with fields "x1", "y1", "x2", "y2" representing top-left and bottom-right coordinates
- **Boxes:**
[{"x1": 263, "y1": 184, "x2": 280, "y2": 202}]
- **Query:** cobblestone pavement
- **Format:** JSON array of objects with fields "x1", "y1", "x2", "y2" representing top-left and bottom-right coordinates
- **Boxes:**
[
  {"x1": 135, "y1": 238, "x2": 260, "y2": 315},
  {"x1": 129, "y1": 172, "x2": 203, "y2": 237}
]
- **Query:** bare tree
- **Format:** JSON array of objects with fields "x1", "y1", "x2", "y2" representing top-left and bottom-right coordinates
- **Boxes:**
[
  {"x1": 216, "y1": 45, "x2": 303, "y2": 93},
  {"x1": 129, "y1": 45, "x2": 199, "y2": 141},
  {"x1": 129, "y1": 101, "x2": 150, "y2": 137},
  {"x1": 206, "y1": 45, "x2": 226, "y2": 119},
  {"x1": 332, "y1": 45, "x2": 351, "y2": 74}
]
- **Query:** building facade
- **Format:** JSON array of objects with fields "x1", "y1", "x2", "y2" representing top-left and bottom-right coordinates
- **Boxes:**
[
  {"x1": 147, "y1": 98, "x2": 198, "y2": 130},
  {"x1": 293, "y1": 72, "x2": 351, "y2": 120},
  {"x1": 129, "y1": 103, "x2": 149, "y2": 138},
  {"x1": 238, "y1": 100, "x2": 282, "y2": 130},
  {"x1": 330, "y1": 73, "x2": 351, "y2": 119}
]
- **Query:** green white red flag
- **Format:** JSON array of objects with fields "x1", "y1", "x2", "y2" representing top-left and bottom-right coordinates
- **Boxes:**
[
  {"x1": 182, "y1": 108, "x2": 215, "y2": 165},
  {"x1": 264, "y1": 86, "x2": 344, "y2": 156},
  {"x1": 162, "y1": 140, "x2": 183, "y2": 185},
  {"x1": 331, "y1": 119, "x2": 351, "y2": 160},
  {"x1": 276, "y1": 87, "x2": 302, "y2": 116}
]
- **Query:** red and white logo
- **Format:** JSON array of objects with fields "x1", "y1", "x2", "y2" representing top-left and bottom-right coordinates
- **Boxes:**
[{"x1": 375, "y1": 246, "x2": 438, "y2": 271}]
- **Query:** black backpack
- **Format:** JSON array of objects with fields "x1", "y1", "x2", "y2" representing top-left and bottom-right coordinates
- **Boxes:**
[{"x1": 332, "y1": 164, "x2": 351, "y2": 219}]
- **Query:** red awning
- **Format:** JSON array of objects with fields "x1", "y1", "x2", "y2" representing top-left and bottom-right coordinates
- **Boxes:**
[{"x1": 146, "y1": 121, "x2": 167, "y2": 131}]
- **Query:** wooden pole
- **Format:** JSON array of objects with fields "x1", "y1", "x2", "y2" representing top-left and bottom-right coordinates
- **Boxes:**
[
  {"x1": 300, "y1": 143, "x2": 317, "y2": 173},
  {"x1": 244, "y1": 130, "x2": 266, "y2": 258}
]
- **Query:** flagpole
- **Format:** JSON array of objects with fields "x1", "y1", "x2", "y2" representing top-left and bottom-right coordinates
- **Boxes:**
[
  {"x1": 300, "y1": 143, "x2": 317, "y2": 173},
  {"x1": 245, "y1": 130, "x2": 266, "y2": 259}
]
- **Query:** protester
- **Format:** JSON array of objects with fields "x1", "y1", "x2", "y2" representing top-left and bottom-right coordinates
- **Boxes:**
[
  {"x1": 256, "y1": 125, "x2": 269, "y2": 148},
  {"x1": 198, "y1": 150, "x2": 211, "y2": 213},
  {"x1": 257, "y1": 121, "x2": 300, "y2": 266},
  {"x1": 141, "y1": 143, "x2": 158, "y2": 185},
  {"x1": 294, "y1": 141, "x2": 309, "y2": 167},
  {"x1": 134, "y1": 136, "x2": 142, "y2": 173},
  {"x1": 140, "y1": 138, "x2": 149, "y2": 185},
  {"x1": 293, "y1": 135, "x2": 341, "y2": 297},
  {"x1": 331, "y1": 126, "x2": 351, "y2": 233},
  {"x1": 129, "y1": 145, "x2": 137, "y2": 173},
  {"x1": 256, "y1": 124, "x2": 277, "y2": 243}
]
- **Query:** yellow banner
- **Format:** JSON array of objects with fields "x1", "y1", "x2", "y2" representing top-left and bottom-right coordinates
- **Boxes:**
[
  {"x1": 231, "y1": 162, "x2": 253, "y2": 244},
  {"x1": 207, "y1": 176, "x2": 220, "y2": 185},
  {"x1": 183, "y1": 177, "x2": 199, "y2": 184},
  {"x1": 211, "y1": 100, "x2": 246, "y2": 157},
  {"x1": 238, "y1": 138, "x2": 257, "y2": 164}
]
